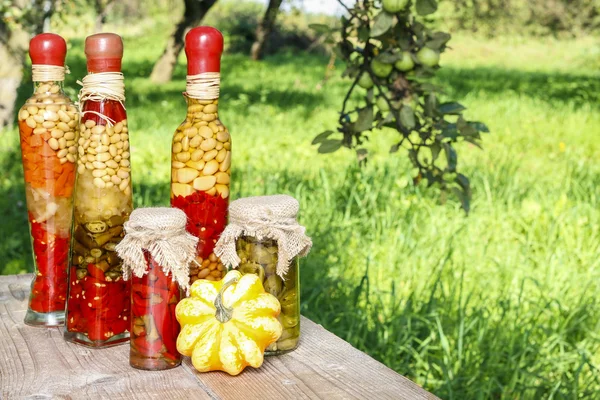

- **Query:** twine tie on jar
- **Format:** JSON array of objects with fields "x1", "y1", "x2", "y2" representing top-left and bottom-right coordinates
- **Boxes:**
[
  {"x1": 186, "y1": 72, "x2": 220, "y2": 100},
  {"x1": 32, "y1": 64, "x2": 69, "y2": 82},
  {"x1": 78, "y1": 72, "x2": 126, "y2": 126},
  {"x1": 215, "y1": 195, "x2": 312, "y2": 277},
  {"x1": 115, "y1": 208, "x2": 198, "y2": 293}
]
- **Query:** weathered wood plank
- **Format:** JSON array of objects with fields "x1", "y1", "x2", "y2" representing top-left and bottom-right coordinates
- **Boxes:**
[
  {"x1": 0, "y1": 274, "x2": 211, "y2": 399},
  {"x1": 0, "y1": 274, "x2": 437, "y2": 400}
]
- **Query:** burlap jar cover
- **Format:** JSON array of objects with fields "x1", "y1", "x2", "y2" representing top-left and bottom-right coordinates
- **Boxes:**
[
  {"x1": 115, "y1": 208, "x2": 198, "y2": 292},
  {"x1": 215, "y1": 195, "x2": 312, "y2": 277}
]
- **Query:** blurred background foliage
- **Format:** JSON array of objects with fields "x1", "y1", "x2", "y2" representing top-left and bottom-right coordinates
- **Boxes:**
[{"x1": 1, "y1": 1, "x2": 600, "y2": 399}]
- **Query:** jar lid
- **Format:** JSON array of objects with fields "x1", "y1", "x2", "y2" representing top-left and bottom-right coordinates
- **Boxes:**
[
  {"x1": 116, "y1": 207, "x2": 198, "y2": 293},
  {"x1": 125, "y1": 208, "x2": 188, "y2": 232},
  {"x1": 229, "y1": 195, "x2": 299, "y2": 222},
  {"x1": 85, "y1": 33, "x2": 123, "y2": 73},
  {"x1": 29, "y1": 33, "x2": 67, "y2": 66},
  {"x1": 185, "y1": 26, "x2": 224, "y2": 75},
  {"x1": 215, "y1": 195, "x2": 312, "y2": 277}
]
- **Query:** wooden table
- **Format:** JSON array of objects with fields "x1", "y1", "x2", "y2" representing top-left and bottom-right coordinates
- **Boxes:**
[{"x1": 0, "y1": 274, "x2": 437, "y2": 399}]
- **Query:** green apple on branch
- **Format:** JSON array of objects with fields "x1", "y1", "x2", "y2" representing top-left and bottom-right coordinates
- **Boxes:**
[{"x1": 311, "y1": 0, "x2": 489, "y2": 212}]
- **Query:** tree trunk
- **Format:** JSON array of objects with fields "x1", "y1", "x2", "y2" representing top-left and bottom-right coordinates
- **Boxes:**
[
  {"x1": 250, "y1": 0, "x2": 283, "y2": 61},
  {"x1": 150, "y1": 0, "x2": 218, "y2": 83},
  {"x1": 94, "y1": 0, "x2": 114, "y2": 33},
  {"x1": 0, "y1": 16, "x2": 29, "y2": 128}
]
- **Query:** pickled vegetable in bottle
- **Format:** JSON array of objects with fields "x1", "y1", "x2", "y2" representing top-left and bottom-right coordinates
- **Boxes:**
[
  {"x1": 65, "y1": 33, "x2": 132, "y2": 347},
  {"x1": 170, "y1": 27, "x2": 231, "y2": 285},
  {"x1": 20, "y1": 33, "x2": 79, "y2": 327}
]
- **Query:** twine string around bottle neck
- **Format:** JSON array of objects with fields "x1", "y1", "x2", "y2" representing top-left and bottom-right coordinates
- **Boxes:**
[
  {"x1": 186, "y1": 72, "x2": 220, "y2": 100},
  {"x1": 32, "y1": 64, "x2": 69, "y2": 82},
  {"x1": 78, "y1": 72, "x2": 126, "y2": 126}
]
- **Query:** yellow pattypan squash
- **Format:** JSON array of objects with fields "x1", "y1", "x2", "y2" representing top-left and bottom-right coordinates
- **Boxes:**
[{"x1": 176, "y1": 270, "x2": 282, "y2": 375}]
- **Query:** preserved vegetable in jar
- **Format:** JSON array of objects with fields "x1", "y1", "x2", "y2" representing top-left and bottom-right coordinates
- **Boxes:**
[
  {"x1": 129, "y1": 254, "x2": 182, "y2": 370},
  {"x1": 65, "y1": 33, "x2": 132, "y2": 347},
  {"x1": 236, "y1": 236, "x2": 300, "y2": 354},
  {"x1": 171, "y1": 27, "x2": 231, "y2": 285},
  {"x1": 116, "y1": 208, "x2": 198, "y2": 370},
  {"x1": 20, "y1": 33, "x2": 79, "y2": 326},
  {"x1": 215, "y1": 195, "x2": 312, "y2": 355}
]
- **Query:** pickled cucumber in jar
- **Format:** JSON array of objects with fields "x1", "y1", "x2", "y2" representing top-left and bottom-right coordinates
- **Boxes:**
[{"x1": 236, "y1": 236, "x2": 300, "y2": 354}]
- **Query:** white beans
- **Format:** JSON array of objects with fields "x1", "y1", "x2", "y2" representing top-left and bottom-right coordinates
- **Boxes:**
[
  {"x1": 170, "y1": 99, "x2": 230, "y2": 199},
  {"x1": 77, "y1": 119, "x2": 131, "y2": 190}
]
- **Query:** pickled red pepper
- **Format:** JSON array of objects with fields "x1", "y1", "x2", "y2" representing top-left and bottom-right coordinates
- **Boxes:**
[
  {"x1": 115, "y1": 207, "x2": 197, "y2": 370},
  {"x1": 19, "y1": 33, "x2": 79, "y2": 326},
  {"x1": 171, "y1": 27, "x2": 231, "y2": 284},
  {"x1": 130, "y1": 253, "x2": 182, "y2": 369},
  {"x1": 65, "y1": 33, "x2": 132, "y2": 347}
]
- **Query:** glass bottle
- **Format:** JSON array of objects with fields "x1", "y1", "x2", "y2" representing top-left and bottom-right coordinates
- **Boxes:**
[
  {"x1": 130, "y1": 251, "x2": 182, "y2": 370},
  {"x1": 65, "y1": 33, "x2": 132, "y2": 347},
  {"x1": 19, "y1": 33, "x2": 79, "y2": 327},
  {"x1": 236, "y1": 236, "x2": 300, "y2": 354},
  {"x1": 171, "y1": 27, "x2": 231, "y2": 285}
]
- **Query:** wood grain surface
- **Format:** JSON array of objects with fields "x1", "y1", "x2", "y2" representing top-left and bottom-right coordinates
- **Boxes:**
[{"x1": 0, "y1": 274, "x2": 438, "y2": 400}]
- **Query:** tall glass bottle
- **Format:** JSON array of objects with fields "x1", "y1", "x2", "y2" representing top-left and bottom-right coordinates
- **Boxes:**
[
  {"x1": 171, "y1": 27, "x2": 231, "y2": 285},
  {"x1": 19, "y1": 33, "x2": 79, "y2": 326},
  {"x1": 65, "y1": 33, "x2": 132, "y2": 347}
]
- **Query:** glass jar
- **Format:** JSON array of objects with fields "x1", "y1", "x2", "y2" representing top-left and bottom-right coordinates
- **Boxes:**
[
  {"x1": 171, "y1": 27, "x2": 230, "y2": 285},
  {"x1": 130, "y1": 251, "x2": 182, "y2": 370},
  {"x1": 236, "y1": 236, "x2": 300, "y2": 354},
  {"x1": 65, "y1": 33, "x2": 132, "y2": 347},
  {"x1": 19, "y1": 34, "x2": 79, "y2": 327}
]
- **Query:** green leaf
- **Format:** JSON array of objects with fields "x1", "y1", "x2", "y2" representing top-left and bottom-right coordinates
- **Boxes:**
[
  {"x1": 318, "y1": 139, "x2": 342, "y2": 154},
  {"x1": 377, "y1": 51, "x2": 402, "y2": 63},
  {"x1": 425, "y1": 93, "x2": 438, "y2": 117},
  {"x1": 390, "y1": 143, "x2": 401, "y2": 153},
  {"x1": 464, "y1": 137, "x2": 483, "y2": 149},
  {"x1": 438, "y1": 102, "x2": 466, "y2": 115},
  {"x1": 416, "y1": 0, "x2": 438, "y2": 15},
  {"x1": 469, "y1": 121, "x2": 490, "y2": 133},
  {"x1": 358, "y1": 25, "x2": 370, "y2": 42},
  {"x1": 353, "y1": 106, "x2": 374, "y2": 133},
  {"x1": 400, "y1": 106, "x2": 416, "y2": 129},
  {"x1": 431, "y1": 142, "x2": 441, "y2": 161},
  {"x1": 426, "y1": 32, "x2": 451, "y2": 50},
  {"x1": 452, "y1": 187, "x2": 470, "y2": 213},
  {"x1": 457, "y1": 116, "x2": 478, "y2": 136},
  {"x1": 309, "y1": 23, "x2": 331, "y2": 34},
  {"x1": 442, "y1": 142, "x2": 457, "y2": 172},
  {"x1": 371, "y1": 11, "x2": 394, "y2": 37},
  {"x1": 312, "y1": 130, "x2": 334, "y2": 145}
]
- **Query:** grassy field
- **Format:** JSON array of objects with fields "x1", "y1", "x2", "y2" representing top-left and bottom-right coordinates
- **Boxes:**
[{"x1": 1, "y1": 20, "x2": 600, "y2": 399}]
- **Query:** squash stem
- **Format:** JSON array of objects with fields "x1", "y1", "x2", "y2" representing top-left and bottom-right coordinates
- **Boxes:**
[{"x1": 214, "y1": 276, "x2": 238, "y2": 323}]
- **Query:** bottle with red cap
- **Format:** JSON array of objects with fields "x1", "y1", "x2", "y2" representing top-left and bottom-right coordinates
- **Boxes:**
[
  {"x1": 18, "y1": 33, "x2": 79, "y2": 327},
  {"x1": 171, "y1": 27, "x2": 231, "y2": 284},
  {"x1": 64, "y1": 33, "x2": 132, "y2": 347}
]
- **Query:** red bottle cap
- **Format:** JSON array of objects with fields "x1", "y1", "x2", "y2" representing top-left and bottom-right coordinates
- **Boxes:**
[
  {"x1": 185, "y1": 26, "x2": 224, "y2": 75},
  {"x1": 29, "y1": 33, "x2": 67, "y2": 66},
  {"x1": 85, "y1": 33, "x2": 123, "y2": 73}
]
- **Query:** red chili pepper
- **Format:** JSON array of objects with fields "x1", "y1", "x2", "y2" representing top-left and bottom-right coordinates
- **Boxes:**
[
  {"x1": 27, "y1": 214, "x2": 70, "y2": 314},
  {"x1": 133, "y1": 336, "x2": 163, "y2": 356},
  {"x1": 87, "y1": 263, "x2": 106, "y2": 281},
  {"x1": 171, "y1": 190, "x2": 228, "y2": 259}
]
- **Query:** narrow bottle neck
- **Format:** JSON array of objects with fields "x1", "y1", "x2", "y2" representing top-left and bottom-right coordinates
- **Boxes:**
[
  {"x1": 186, "y1": 96, "x2": 219, "y2": 117},
  {"x1": 32, "y1": 80, "x2": 64, "y2": 96}
]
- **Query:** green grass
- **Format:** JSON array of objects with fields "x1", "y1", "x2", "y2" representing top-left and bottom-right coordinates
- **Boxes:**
[{"x1": 2, "y1": 23, "x2": 600, "y2": 398}]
